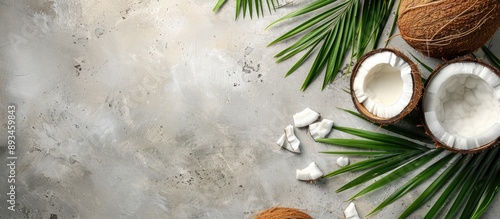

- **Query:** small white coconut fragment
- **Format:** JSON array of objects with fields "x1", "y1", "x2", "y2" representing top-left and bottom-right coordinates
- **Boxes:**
[
  {"x1": 309, "y1": 122, "x2": 320, "y2": 139},
  {"x1": 285, "y1": 125, "x2": 301, "y2": 153},
  {"x1": 311, "y1": 119, "x2": 333, "y2": 140},
  {"x1": 296, "y1": 162, "x2": 323, "y2": 181},
  {"x1": 344, "y1": 202, "x2": 360, "y2": 219},
  {"x1": 337, "y1": 157, "x2": 349, "y2": 167},
  {"x1": 276, "y1": 133, "x2": 286, "y2": 147},
  {"x1": 293, "y1": 108, "x2": 320, "y2": 127}
]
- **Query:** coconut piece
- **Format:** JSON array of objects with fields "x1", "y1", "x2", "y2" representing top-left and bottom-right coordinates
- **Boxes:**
[
  {"x1": 337, "y1": 157, "x2": 349, "y2": 167},
  {"x1": 422, "y1": 59, "x2": 500, "y2": 153},
  {"x1": 293, "y1": 108, "x2": 320, "y2": 127},
  {"x1": 285, "y1": 125, "x2": 300, "y2": 153},
  {"x1": 296, "y1": 162, "x2": 323, "y2": 181},
  {"x1": 276, "y1": 133, "x2": 286, "y2": 147},
  {"x1": 309, "y1": 119, "x2": 334, "y2": 140},
  {"x1": 344, "y1": 202, "x2": 360, "y2": 219},
  {"x1": 351, "y1": 48, "x2": 423, "y2": 124},
  {"x1": 398, "y1": 0, "x2": 500, "y2": 59}
]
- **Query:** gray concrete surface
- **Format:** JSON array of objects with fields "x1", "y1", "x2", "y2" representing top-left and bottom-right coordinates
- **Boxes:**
[{"x1": 0, "y1": 0, "x2": 499, "y2": 218}]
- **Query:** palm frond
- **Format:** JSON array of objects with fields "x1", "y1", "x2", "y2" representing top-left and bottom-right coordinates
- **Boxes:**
[
  {"x1": 213, "y1": 0, "x2": 276, "y2": 19},
  {"x1": 333, "y1": 126, "x2": 429, "y2": 151},
  {"x1": 368, "y1": 152, "x2": 456, "y2": 216},
  {"x1": 398, "y1": 154, "x2": 467, "y2": 219},
  {"x1": 349, "y1": 149, "x2": 444, "y2": 200},
  {"x1": 338, "y1": 108, "x2": 431, "y2": 143},
  {"x1": 337, "y1": 150, "x2": 424, "y2": 193},
  {"x1": 323, "y1": 153, "x2": 400, "y2": 178},
  {"x1": 423, "y1": 150, "x2": 488, "y2": 218},
  {"x1": 267, "y1": 0, "x2": 395, "y2": 90}
]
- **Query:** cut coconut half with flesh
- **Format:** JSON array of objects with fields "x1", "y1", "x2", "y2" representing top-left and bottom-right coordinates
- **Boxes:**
[
  {"x1": 351, "y1": 48, "x2": 423, "y2": 124},
  {"x1": 422, "y1": 59, "x2": 500, "y2": 153}
]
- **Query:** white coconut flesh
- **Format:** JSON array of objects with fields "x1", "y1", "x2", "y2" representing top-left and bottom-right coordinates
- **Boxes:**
[
  {"x1": 423, "y1": 62, "x2": 500, "y2": 150},
  {"x1": 353, "y1": 51, "x2": 414, "y2": 118}
]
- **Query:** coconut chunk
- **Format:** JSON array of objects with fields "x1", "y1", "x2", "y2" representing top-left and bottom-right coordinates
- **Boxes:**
[
  {"x1": 422, "y1": 60, "x2": 500, "y2": 153},
  {"x1": 337, "y1": 157, "x2": 349, "y2": 167},
  {"x1": 293, "y1": 108, "x2": 320, "y2": 127},
  {"x1": 344, "y1": 202, "x2": 360, "y2": 219},
  {"x1": 309, "y1": 119, "x2": 334, "y2": 140},
  {"x1": 284, "y1": 125, "x2": 300, "y2": 153},
  {"x1": 296, "y1": 162, "x2": 323, "y2": 181},
  {"x1": 276, "y1": 133, "x2": 286, "y2": 147}
]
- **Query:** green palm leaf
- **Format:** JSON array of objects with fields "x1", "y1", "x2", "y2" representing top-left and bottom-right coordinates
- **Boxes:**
[
  {"x1": 470, "y1": 152, "x2": 500, "y2": 219},
  {"x1": 323, "y1": 153, "x2": 400, "y2": 178},
  {"x1": 213, "y1": 0, "x2": 276, "y2": 19},
  {"x1": 317, "y1": 138, "x2": 416, "y2": 152},
  {"x1": 337, "y1": 150, "x2": 424, "y2": 193},
  {"x1": 368, "y1": 152, "x2": 457, "y2": 216},
  {"x1": 482, "y1": 46, "x2": 500, "y2": 68},
  {"x1": 424, "y1": 151, "x2": 488, "y2": 219},
  {"x1": 398, "y1": 154, "x2": 467, "y2": 219},
  {"x1": 320, "y1": 151, "x2": 393, "y2": 156},
  {"x1": 333, "y1": 126, "x2": 429, "y2": 151},
  {"x1": 339, "y1": 108, "x2": 431, "y2": 143},
  {"x1": 348, "y1": 149, "x2": 444, "y2": 200},
  {"x1": 267, "y1": 0, "x2": 395, "y2": 90},
  {"x1": 445, "y1": 147, "x2": 499, "y2": 219}
]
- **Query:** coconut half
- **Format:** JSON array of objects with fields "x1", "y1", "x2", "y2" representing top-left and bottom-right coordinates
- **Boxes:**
[
  {"x1": 351, "y1": 48, "x2": 423, "y2": 124},
  {"x1": 422, "y1": 59, "x2": 500, "y2": 153}
]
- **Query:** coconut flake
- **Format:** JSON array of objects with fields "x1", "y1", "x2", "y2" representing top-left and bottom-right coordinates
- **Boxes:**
[
  {"x1": 276, "y1": 133, "x2": 286, "y2": 148},
  {"x1": 337, "y1": 157, "x2": 349, "y2": 167},
  {"x1": 296, "y1": 162, "x2": 323, "y2": 181},
  {"x1": 344, "y1": 202, "x2": 360, "y2": 219},
  {"x1": 293, "y1": 108, "x2": 320, "y2": 127},
  {"x1": 285, "y1": 125, "x2": 300, "y2": 153},
  {"x1": 309, "y1": 119, "x2": 334, "y2": 140}
]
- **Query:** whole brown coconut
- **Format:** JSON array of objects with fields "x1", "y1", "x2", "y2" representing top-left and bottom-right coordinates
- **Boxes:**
[
  {"x1": 398, "y1": 0, "x2": 500, "y2": 59},
  {"x1": 254, "y1": 207, "x2": 313, "y2": 219}
]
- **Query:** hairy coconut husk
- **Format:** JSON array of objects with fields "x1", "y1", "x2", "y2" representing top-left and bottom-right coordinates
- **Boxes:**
[
  {"x1": 398, "y1": 0, "x2": 500, "y2": 59},
  {"x1": 350, "y1": 48, "x2": 423, "y2": 125},
  {"x1": 421, "y1": 58, "x2": 500, "y2": 154},
  {"x1": 254, "y1": 207, "x2": 313, "y2": 219}
]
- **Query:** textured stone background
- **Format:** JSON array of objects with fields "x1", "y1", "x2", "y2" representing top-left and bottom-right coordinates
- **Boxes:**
[{"x1": 0, "y1": 0, "x2": 499, "y2": 218}]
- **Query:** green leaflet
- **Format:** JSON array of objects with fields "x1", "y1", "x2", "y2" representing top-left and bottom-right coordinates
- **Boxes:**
[
  {"x1": 348, "y1": 149, "x2": 444, "y2": 200},
  {"x1": 424, "y1": 151, "x2": 488, "y2": 219},
  {"x1": 482, "y1": 46, "x2": 500, "y2": 68},
  {"x1": 323, "y1": 153, "x2": 400, "y2": 178},
  {"x1": 368, "y1": 152, "x2": 457, "y2": 216},
  {"x1": 267, "y1": 0, "x2": 395, "y2": 90},
  {"x1": 398, "y1": 154, "x2": 467, "y2": 219},
  {"x1": 317, "y1": 138, "x2": 414, "y2": 152},
  {"x1": 338, "y1": 108, "x2": 431, "y2": 143},
  {"x1": 337, "y1": 150, "x2": 424, "y2": 193},
  {"x1": 333, "y1": 126, "x2": 429, "y2": 151},
  {"x1": 446, "y1": 147, "x2": 499, "y2": 219},
  {"x1": 470, "y1": 151, "x2": 500, "y2": 219}
]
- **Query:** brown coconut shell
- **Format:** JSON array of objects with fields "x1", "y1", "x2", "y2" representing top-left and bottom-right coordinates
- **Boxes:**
[
  {"x1": 398, "y1": 0, "x2": 500, "y2": 59},
  {"x1": 421, "y1": 58, "x2": 500, "y2": 153},
  {"x1": 350, "y1": 48, "x2": 423, "y2": 125},
  {"x1": 254, "y1": 207, "x2": 313, "y2": 219}
]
